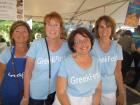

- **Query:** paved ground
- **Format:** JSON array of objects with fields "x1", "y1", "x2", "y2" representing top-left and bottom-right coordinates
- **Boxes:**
[
  {"x1": 126, "y1": 85, "x2": 140, "y2": 105},
  {"x1": 125, "y1": 69, "x2": 140, "y2": 105}
]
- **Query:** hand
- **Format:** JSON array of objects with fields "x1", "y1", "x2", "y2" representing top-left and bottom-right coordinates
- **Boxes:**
[
  {"x1": 20, "y1": 97, "x2": 29, "y2": 105},
  {"x1": 116, "y1": 93, "x2": 125, "y2": 105}
]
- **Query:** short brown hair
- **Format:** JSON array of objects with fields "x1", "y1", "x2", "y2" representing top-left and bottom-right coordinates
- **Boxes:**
[
  {"x1": 68, "y1": 27, "x2": 93, "y2": 52},
  {"x1": 10, "y1": 20, "x2": 31, "y2": 45},
  {"x1": 95, "y1": 15, "x2": 116, "y2": 39}
]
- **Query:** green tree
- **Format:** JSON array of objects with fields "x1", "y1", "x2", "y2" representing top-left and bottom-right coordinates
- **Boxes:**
[
  {"x1": 32, "y1": 21, "x2": 44, "y2": 41},
  {"x1": 0, "y1": 20, "x2": 45, "y2": 42},
  {"x1": 0, "y1": 20, "x2": 13, "y2": 42}
]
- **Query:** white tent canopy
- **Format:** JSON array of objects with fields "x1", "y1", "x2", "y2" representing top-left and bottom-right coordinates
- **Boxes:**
[{"x1": 24, "y1": 0, "x2": 129, "y2": 24}]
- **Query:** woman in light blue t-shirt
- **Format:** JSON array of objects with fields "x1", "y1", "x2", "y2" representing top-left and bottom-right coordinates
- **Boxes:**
[
  {"x1": 0, "y1": 21, "x2": 31, "y2": 105},
  {"x1": 20, "y1": 12, "x2": 70, "y2": 105},
  {"x1": 91, "y1": 16, "x2": 125, "y2": 105},
  {"x1": 53, "y1": 27, "x2": 102, "y2": 105}
]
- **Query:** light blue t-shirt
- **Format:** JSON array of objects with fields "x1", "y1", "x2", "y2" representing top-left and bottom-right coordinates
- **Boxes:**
[
  {"x1": 0, "y1": 47, "x2": 27, "y2": 64},
  {"x1": 58, "y1": 55, "x2": 101, "y2": 97},
  {"x1": 91, "y1": 39, "x2": 123, "y2": 94},
  {"x1": 0, "y1": 47, "x2": 11, "y2": 64},
  {"x1": 27, "y1": 38, "x2": 70, "y2": 99},
  {"x1": 0, "y1": 46, "x2": 27, "y2": 80}
]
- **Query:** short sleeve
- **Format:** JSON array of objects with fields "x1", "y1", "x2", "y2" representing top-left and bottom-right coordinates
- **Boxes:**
[
  {"x1": 0, "y1": 47, "x2": 11, "y2": 64},
  {"x1": 58, "y1": 60, "x2": 68, "y2": 78},
  {"x1": 90, "y1": 39, "x2": 97, "y2": 56},
  {"x1": 116, "y1": 44, "x2": 123, "y2": 60},
  {"x1": 26, "y1": 40, "x2": 39, "y2": 59}
]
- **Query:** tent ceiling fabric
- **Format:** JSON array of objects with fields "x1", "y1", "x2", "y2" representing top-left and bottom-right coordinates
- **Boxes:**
[{"x1": 24, "y1": 0, "x2": 129, "y2": 24}]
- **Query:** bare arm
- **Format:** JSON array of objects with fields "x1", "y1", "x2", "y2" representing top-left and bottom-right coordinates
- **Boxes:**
[
  {"x1": 23, "y1": 57, "x2": 35, "y2": 99},
  {"x1": 115, "y1": 60, "x2": 125, "y2": 105},
  {"x1": 92, "y1": 81, "x2": 102, "y2": 105},
  {"x1": 20, "y1": 57, "x2": 35, "y2": 105},
  {"x1": 56, "y1": 76, "x2": 71, "y2": 105},
  {"x1": 131, "y1": 43, "x2": 136, "y2": 52},
  {"x1": 136, "y1": 47, "x2": 140, "y2": 53},
  {"x1": 0, "y1": 62, "x2": 6, "y2": 86}
]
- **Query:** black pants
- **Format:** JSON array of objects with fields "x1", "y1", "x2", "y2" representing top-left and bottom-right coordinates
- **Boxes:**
[
  {"x1": 131, "y1": 52, "x2": 140, "y2": 88},
  {"x1": 29, "y1": 92, "x2": 55, "y2": 105},
  {"x1": 122, "y1": 51, "x2": 133, "y2": 79}
]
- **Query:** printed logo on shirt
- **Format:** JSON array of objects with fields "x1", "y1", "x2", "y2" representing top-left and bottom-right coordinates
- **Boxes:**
[
  {"x1": 70, "y1": 72, "x2": 100, "y2": 85},
  {"x1": 36, "y1": 56, "x2": 66, "y2": 64},
  {"x1": 98, "y1": 56, "x2": 117, "y2": 63},
  {"x1": 8, "y1": 72, "x2": 24, "y2": 78}
]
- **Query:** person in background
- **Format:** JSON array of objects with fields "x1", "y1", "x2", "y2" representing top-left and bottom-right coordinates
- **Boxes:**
[
  {"x1": 20, "y1": 12, "x2": 70, "y2": 105},
  {"x1": 113, "y1": 29, "x2": 124, "y2": 42},
  {"x1": 91, "y1": 15, "x2": 125, "y2": 105},
  {"x1": 91, "y1": 27, "x2": 96, "y2": 39},
  {"x1": 0, "y1": 20, "x2": 31, "y2": 105},
  {"x1": 118, "y1": 30, "x2": 133, "y2": 80},
  {"x1": 128, "y1": 35, "x2": 140, "y2": 88},
  {"x1": 53, "y1": 27, "x2": 101, "y2": 105}
]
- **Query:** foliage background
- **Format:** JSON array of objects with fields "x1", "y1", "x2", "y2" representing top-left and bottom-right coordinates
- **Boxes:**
[{"x1": 0, "y1": 20, "x2": 44, "y2": 43}]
